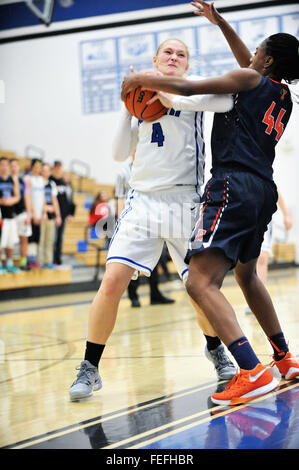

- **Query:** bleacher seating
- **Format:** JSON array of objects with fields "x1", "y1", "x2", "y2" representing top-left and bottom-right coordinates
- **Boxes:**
[
  {"x1": 0, "y1": 148, "x2": 296, "y2": 295},
  {"x1": 0, "y1": 150, "x2": 114, "y2": 293}
]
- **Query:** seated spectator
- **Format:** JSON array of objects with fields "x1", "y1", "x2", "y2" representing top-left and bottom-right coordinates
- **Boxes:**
[
  {"x1": 89, "y1": 191, "x2": 110, "y2": 228},
  {"x1": 88, "y1": 191, "x2": 112, "y2": 249},
  {"x1": 38, "y1": 163, "x2": 61, "y2": 269},
  {"x1": 0, "y1": 156, "x2": 20, "y2": 273}
]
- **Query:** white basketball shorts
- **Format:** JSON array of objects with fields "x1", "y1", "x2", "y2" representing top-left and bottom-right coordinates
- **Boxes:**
[
  {"x1": 107, "y1": 187, "x2": 201, "y2": 282},
  {"x1": 0, "y1": 218, "x2": 19, "y2": 249},
  {"x1": 16, "y1": 212, "x2": 32, "y2": 237}
]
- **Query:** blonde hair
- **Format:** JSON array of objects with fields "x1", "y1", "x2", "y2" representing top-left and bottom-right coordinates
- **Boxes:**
[{"x1": 155, "y1": 38, "x2": 190, "y2": 61}]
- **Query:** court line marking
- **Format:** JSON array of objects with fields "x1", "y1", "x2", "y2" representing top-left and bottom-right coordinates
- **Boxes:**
[
  {"x1": 1, "y1": 267, "x2": 295, "y2": 315},
  {"x1": 10, "y1": 380, "x2": 221, "y2": 449},
  {"x1": 0, "y1": 284, "x2": 186, "y2": 315},
  {"x1": 126, "y1": 382, "x2": 299, "y2": 449}
]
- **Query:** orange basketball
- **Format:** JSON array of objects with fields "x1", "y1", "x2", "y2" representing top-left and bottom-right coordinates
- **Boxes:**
[{"x1": 125, "y1": 87, "x2": 168, "y2": 122}]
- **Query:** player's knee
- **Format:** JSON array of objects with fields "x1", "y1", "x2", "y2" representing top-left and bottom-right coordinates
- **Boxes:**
[
  {"x1": 234, "y1": 268, "x2": 256, "y2": 288},
  {"x1": 185, "y1": 273, "x2": 208, "y2": 302},
  {"x1": 257, "y1": 251, "x2": 268, "y2": 269},
  {"x1": 100, "y1": 272, "x2": 124, "y2": 298},
  {"x1": 185, "y1": 276, "x2": 195, "y2": 300}
]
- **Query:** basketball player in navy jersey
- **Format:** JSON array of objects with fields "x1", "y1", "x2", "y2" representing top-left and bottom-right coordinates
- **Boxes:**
[{"x1": 121, "y1": 2, "x2": 299, "y2": 405}]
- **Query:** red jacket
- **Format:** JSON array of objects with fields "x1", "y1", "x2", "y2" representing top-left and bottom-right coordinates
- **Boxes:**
[{"x1": 89, "y1": 202, "x2": 109, "y2": 226}]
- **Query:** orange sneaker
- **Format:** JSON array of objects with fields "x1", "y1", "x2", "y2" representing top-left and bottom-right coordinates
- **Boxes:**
[
  {"x1": 211, "y1": 363, "x2": 279, "y2": 406},
  {"x1": 272, "y1": 352, "x2": 299, "y2": 380}
]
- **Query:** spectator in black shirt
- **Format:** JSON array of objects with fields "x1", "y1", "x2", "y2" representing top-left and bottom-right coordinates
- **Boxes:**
[
  {"x1": 63, "y1": 171, "x2": 76, "y2": 218},
  {"x1": 49, "y1": 161, "x2": 73, "y2": 265}
]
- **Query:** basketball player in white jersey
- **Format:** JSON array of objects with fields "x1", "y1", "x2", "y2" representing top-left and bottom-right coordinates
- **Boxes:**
[{"x1": 69, "y1": 39, "x2": 236, "y2": 401}]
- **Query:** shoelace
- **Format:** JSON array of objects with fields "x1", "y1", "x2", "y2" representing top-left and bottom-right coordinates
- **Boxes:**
[
  {"x1": 225, "y1": 373, "x2": 240, "y2": 390},
  {"x1": 224, "y1": 369, "x2": 250, "y2": 391},
  {"x1": 213, "y1": 350, "x2": 234, "y2": 369},
  {"x1": 75, "y1": 364, "x2": 95, "y2": 386}
]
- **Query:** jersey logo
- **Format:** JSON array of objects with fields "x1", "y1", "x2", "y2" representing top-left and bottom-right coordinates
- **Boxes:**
[
  {"x1": 262, "y1": 101, "x2": 286, "y2": 142},
  {"x1": 168, "y1": 108, "x2": 181, "y2": 117},
  {"x1": 194, "y1": 228, "x2": 206, "y2": 242},
  {"x1": 280, "y1": 88, "x2": 288, "y2": 101}
]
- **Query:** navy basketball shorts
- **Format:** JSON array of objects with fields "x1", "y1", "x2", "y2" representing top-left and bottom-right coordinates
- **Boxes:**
[{"x1": 185, "y1": 168, "x2": 278, "y2": 269}]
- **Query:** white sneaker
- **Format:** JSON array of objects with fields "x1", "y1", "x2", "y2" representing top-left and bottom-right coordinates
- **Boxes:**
[
  {"x1": 69, "y1": 360, "x2": 102, "y2": 401},
  {"x1": 205, "y1": 344, "x2": 236, "y2": 381}
]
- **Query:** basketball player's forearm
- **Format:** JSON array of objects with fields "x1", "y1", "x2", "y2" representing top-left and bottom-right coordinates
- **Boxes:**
[
  {"x1": 122, "y1": 69, "x2": 259, "y2": 100},
  {"x1": 13, "y1": 180, "x2": 20, "y2": 203},
  {"x1": 112, "y1": 105, "x2": 137, "y2": 161},
  {"x1": 216, "y1": 17, "x2": 252, "y2": 68},
  {"x1": 24, "y1": 193, "x2": 32, "y2": 214},
  {"x1": 53, "y1": 196, "x2": 61, "y2": 218},
  {"x1": 277, "y1": 189, "x2": 287, "y2": 215},
  {"x1": 126, "y1": 74, "x2": 237, "y2": 96},
  {"x1": 172, "y1": 93, "x2": 233, "y2": 113}
]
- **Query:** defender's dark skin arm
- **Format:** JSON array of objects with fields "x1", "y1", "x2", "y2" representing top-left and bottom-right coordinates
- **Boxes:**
[
  {"x1": 191, "y1": 1, "x2": 252, "y2": 67},
  {"x1": 121, "y1": 68, "x2": 261, "y2": 101}
]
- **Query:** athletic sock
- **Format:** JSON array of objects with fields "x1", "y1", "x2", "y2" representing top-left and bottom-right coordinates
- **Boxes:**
[
  {"x1": 228, "y1": 336, "x2": 260, "y2": 370},
  {"x1": 6, "y1": 258, "x2": 13, "y2": 268},
  {"x1": 204, "y1": 335, "x2": 221, "y2": 351},
  {"x1": 84, "y1": 341, "x2": 105, "y2": 369},
  {"x1": 268, "y1": 332, "x2": 288, "y2": 361},
  {"x1": 19, "y1": 257, "x2": 27, "y2": 267}
]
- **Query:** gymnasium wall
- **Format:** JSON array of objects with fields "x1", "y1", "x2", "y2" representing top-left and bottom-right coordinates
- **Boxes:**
[{"x1": 0, "y1": 1, "x2": 299, "y2": 260}]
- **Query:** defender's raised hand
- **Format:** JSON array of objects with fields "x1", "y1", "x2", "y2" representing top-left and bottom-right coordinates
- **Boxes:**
[{"x1": 190, "y1": 1, "x2": 222, "y2": 25}]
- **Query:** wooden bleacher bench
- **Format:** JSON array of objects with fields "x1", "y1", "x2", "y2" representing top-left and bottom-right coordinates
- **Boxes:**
[
  {"x1": 63, "y1": 187, "x2": 113, "y2": 262},
  {"x1": 76, "y1": 249, "x2": 108, "y2": 267},
  {"x1": 0, "y1": 267, "x2": 71, "y2": 290},
  {"x1": 272, "y1": 243, "x2": 295, "y2": 263}
]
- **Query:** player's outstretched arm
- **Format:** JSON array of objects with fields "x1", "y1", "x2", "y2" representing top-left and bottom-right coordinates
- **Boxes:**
[
  {"x1": 191, "y1": 1, "x2": 252, "y2": 68},
  {"x1": 121, "y1": 68, "x2": 261, "y2": 100},
  {"x1": 149, "y1": 90, "x2": 233, "y2": 113}
]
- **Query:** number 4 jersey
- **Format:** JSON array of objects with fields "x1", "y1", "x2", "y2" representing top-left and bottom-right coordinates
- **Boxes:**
[{"x1": 211, "y1": 75, "x2": 293, "y2": 181}]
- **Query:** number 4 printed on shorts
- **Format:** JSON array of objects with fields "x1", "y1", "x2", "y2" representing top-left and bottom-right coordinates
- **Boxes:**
[{"x1": 262, "y1": 101, "x2": 286, "y2": 141}]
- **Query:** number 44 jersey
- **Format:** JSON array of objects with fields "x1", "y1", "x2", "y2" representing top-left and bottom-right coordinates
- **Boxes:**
[{"x1": 211, "y1": 75, "x2": 293, "y2": 182}]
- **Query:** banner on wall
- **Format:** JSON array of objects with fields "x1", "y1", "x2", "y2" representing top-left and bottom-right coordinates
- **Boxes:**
[{"x1": 79, "y1": 9, "x2": 299, "y2": 115}]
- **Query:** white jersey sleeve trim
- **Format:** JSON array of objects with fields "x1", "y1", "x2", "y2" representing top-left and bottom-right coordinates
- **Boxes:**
[{"x1": 171, "y1": 74, "x2": 233, "y2": 113}]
